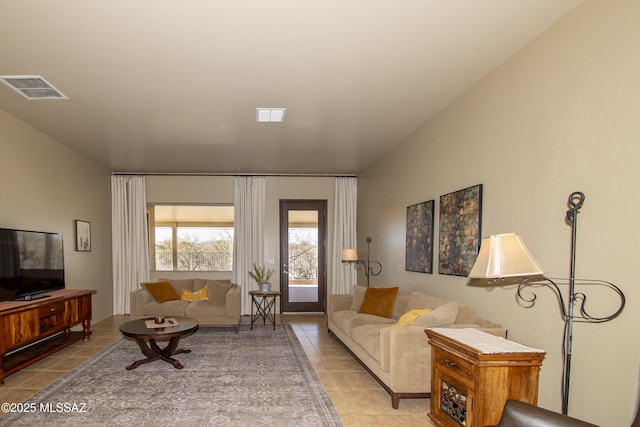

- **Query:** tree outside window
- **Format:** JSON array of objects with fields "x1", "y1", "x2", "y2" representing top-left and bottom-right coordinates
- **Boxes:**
[{"x1": 149, "y1": 205, "x2": 234, "y2": 272}]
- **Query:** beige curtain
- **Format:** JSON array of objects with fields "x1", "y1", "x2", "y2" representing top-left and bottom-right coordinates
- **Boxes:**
[
  {"x1": 232, "y1": 176, "x2": 266, "y2": 315},
  {"x1": 331, "y1": 177, "x2": 357, "y2": 295},
  {"x1": 111, "y1": 175, "x2": 150, "y2": 314}
]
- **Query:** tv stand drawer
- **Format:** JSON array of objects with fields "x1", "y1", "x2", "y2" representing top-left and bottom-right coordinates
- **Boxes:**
[{"x1": 39, "y1": 301, "x2": 65, "y2": 318}]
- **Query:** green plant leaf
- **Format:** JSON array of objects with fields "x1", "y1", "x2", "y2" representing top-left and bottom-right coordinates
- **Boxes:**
[{"x1": 248, "y1": 263, "x2": 274, "y2": 283}]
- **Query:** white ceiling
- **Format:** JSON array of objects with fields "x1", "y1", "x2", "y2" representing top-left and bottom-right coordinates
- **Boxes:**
[{"x1": 0, "y1": 0, "x2": 582, "y2": 175}]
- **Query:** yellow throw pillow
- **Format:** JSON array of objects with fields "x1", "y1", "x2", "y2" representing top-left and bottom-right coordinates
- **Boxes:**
[
  {"x1": 393, "y1": 308, "x2": 433, "y2": 327},
  {"x1": 357, "y1": 287, "x2": 399, "y2": 318},
  {"x1": 181, "y1": 286, "x2": 209, "y2": 301},
  {"x1": 144, "y1": 280, "x2": 180, "y2": 303}
]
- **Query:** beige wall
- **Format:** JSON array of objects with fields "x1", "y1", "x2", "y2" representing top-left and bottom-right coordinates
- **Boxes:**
[
  {"x1": 357, "y1": 0, "x2": 640, "y2": 424},
  {"x1": 0, "y1": 110, "x2": 113, "y2": 323},
  {"x1": 146, "y1": 175, "x2": 335, "y2": 312}
]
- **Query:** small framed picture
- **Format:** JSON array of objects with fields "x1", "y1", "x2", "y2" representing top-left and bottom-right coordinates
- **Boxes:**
[{"x1": 75, "y1": 220, "x2": 91, "y2": 252}]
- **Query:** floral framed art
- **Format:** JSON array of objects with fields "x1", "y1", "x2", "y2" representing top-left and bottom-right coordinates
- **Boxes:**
[
  {"x1": 438, "y1": 184, "x2": 483, "y2": 276},
  {"x1": 75, "y1": 220, "x2": 91, "y2": 252},
  {"x1": 405, "y1": 200, "x2": 435, "y2": 274}
]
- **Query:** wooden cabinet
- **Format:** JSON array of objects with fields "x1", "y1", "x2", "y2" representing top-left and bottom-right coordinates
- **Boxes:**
[
  {"x1": 426, "y1": 328, "x2": 546, "y2": 427},
  {"x1": 0, "y1": 289, "x2": 94, "y2": 385}
]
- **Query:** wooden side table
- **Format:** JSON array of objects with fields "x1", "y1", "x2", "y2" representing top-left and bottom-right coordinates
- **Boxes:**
[
  {"x1": 249, "y1": 290, "x2": 281, "y2": 330},
  {"x1": 425, "y1": 328, "x2": 546, "y2": 427}
]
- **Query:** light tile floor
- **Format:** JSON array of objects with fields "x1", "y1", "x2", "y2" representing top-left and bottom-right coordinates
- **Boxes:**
[{"x1": 0, "y1": 314, "x2": 434, "y2": 426}]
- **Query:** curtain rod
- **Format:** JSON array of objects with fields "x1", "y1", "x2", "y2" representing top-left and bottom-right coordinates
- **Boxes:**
[{"x1": 112, "y1": 172, "x2": 357, "y2": 177}]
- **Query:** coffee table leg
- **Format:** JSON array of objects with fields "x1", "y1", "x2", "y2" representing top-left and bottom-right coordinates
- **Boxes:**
[
  {"x1": 150, "y1": 338, "x2": 191, "y2": 369},
  {"x1": 126, "y1": 337, "x2": 191, "y2": 370},
  {"x1": 126, "y1": 339, "x2": 161, "y2": 370}
]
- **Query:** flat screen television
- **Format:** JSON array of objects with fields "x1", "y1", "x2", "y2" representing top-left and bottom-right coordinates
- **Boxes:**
[{"x1": 0, "y1": 227, "x2": 65, "y2": 302}]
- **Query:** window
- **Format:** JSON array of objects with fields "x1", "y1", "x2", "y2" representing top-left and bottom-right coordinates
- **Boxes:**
[
  {"x1": 288, "y1": 227, "x2": 318, "y2": 281},
  {"x1": 148, "y1": 205, "x2": 234, "y2": 271}
]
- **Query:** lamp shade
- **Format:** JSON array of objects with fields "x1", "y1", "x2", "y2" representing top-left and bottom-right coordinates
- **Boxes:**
[
  {"x1": 468, "y1": 233, "x2": 547, "y2": 279},
  {"x1": 341, "y1": 249, "x2": 358, "y2": 262}
]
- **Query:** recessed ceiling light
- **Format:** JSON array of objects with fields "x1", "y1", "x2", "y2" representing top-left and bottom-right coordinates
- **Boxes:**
[
  {"x1": 0, "y1": 75, "x2": 68, "y2": 100},
  {"x1": 256, "y1": 108, "x2": 286, "y2": 123}
]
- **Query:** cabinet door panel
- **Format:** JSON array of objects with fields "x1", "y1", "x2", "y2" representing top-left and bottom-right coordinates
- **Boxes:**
[
  {"x1": 433, "y1": 367, "x2": 474, "y2": 427},
  {"x1": 3, "y1": 310, "x2": 41, "y2": 349}
]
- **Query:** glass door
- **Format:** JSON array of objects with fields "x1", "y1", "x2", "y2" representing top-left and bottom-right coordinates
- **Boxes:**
[{"x1": 280, "y1": 200, "x2": 327, "y2": 313}]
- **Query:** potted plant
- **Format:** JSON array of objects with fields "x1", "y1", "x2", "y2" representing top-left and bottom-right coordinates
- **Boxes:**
[{"x1": 248, "y1": 263, "x2": 274, "y2": 292}]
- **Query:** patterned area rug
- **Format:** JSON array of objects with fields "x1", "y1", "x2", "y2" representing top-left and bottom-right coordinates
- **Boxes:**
[{"x1": 0, "y1": 325, "x2": 342, "y2": 426}]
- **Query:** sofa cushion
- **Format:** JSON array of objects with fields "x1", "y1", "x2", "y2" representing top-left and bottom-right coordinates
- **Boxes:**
[
  {"x1": 144, "y1": 280, "x2": 181, "y2": 303},
  {"x1": 406, "y1": 292, "x2": 450, "y2": 311},
  {"x1": 206, "y1": 280, "x2": 233, "y2": 301},
  {"x1": 331, "y1": 310, "x2": 396, "y2": 338},
  {"x1": 413, "y1": 301, "x2": 459, "y2": 327},
  {"x1": 165, "y1": 278, "x2": 196, "y2": 293},
  {"x1": 392, "y1": 289, "x2": 412, "y2": 320},
  {"x1": 142, "y1": 300, "x2": 189, "y2": 317},
  {"x1": 358, "y1": 287, "x2": 399, "y2": 318},
  {"x1": 181, "y1": 286, "x2": 208, "y2": 301},
  {"x1": 455, "y1": 304, "x2": 477, "y2": 324},
  {"x1": 350, "y1": 285, "x2": 367, "y2": 310},
  {"x1": 393, "y1": 308, "x2": 433, "y2": 327},
  {"x1": 186, "y1": 299, "x2": 227, "y2": 318}
]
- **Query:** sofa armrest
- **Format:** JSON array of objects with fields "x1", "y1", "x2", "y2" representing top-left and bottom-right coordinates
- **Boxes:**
[
  {"x1": 226, "y1": 285, "x2": 241, "y2": 318},
  {"x1": 387, "y1": 326, "x2": 432, "y2": 390},
  {"x1": 489, "y1": 399, "x2": 598, "y2": 427},
  {"x1": 328, "y1": 294, "x2": 353, "y2": 328},
  {"x1": 130, "y1": 288, "x2": 152, "y2": 316}
]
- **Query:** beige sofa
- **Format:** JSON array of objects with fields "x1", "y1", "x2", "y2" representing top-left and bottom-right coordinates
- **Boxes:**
[
  {"x1": 130, "y1": 278, "x2": 241, "y2": 332},
  {"x1": 328, "y1": 285, "x2": 506, "y2": 409}
]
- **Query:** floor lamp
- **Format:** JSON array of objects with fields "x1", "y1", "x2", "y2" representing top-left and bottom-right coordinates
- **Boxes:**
[
  {"x1": 469, "y1": 191, "x2": 625, "y2": 415},
  {"x1": 342, "y1": 237, "x2": 382, "y2": 287}
]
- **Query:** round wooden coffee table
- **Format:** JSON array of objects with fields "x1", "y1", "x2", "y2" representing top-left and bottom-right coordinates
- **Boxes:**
[{"x1": 119, "y1": 316, "x2": 199, "y2": 370}]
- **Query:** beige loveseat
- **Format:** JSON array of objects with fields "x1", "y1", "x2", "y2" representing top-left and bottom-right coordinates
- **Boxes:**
[
  {"x1": 328, "y1": 285, "x2": 506, "y2": 409},
  {"x1": 130, "y1": 278, "x2": 241, "y2": 332}
]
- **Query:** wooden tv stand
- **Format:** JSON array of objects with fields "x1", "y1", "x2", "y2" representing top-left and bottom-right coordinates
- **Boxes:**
[{"x1": 0, "y1": 289, "x2": 95, "y2": 385}]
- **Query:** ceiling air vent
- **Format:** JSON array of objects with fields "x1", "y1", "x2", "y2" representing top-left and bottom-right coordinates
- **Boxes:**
[
  {"x1": 256, "y1": 108, "x2": 286, "y2": 123},
  {"x1": 0, "y1": 75, "x2": 68, "y2": 100}
]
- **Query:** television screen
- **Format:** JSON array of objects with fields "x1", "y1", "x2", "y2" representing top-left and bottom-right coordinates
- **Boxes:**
[{"x1": 0, "y1": 228, "x2": 65, "y2": 302}]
